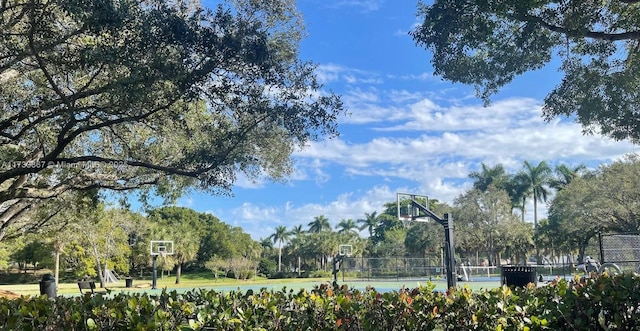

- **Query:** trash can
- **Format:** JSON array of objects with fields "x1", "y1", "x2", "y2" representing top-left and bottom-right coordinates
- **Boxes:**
[
  {"x1": 125, "y1": 277, "x2": 133, "y2": 288},
  {"x1": 501, "y1": 266, "x2": 537, "y2": 287},
  {"x1": 39, "y1": 274, "x2": 57, "y2": 298}
]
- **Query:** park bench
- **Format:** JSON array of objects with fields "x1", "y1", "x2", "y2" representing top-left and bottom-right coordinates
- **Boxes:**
[{"x1": 77, "y1": 280, "x2": 107, "y2": 295}]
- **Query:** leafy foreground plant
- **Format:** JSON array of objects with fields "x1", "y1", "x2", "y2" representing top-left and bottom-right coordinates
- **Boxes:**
[{"x1": 1, "y1": 273, "x2": 639, "y2": 330}]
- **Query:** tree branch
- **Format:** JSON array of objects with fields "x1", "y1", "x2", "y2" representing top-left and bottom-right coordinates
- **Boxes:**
[
  {"x1": 28, "y1": 6, "x2": 72, "y2": 107},
  {"x1": 0, "y1": 200, "x2": 31, "y2": 241},
  {"x1": 522, "y1": 13, "x2": 640, "y2": 41}
]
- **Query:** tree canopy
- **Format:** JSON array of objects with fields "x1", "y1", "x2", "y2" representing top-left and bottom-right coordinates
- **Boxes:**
[
  {"x1": 411, "y1": 0, "x2": 640, "y2": 142},
  {"x1": 548, "y1": 154, "x2": 640, "y2": 256},
  {"x1": 0, "y1": 0, "x2": 343, "y2": 240}
]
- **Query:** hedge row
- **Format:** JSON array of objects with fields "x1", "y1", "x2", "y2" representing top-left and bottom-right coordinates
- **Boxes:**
[{"x1": 1, "y1": 273, "x2": 639, "y2": 330}]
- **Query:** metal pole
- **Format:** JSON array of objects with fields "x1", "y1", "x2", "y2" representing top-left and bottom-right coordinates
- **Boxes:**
[
  {"x1": 598, "y1": 232, "x2": 604, "y2": 263},
  {"x1": 406, "y1": 197, "x2": 457, "y2": 289},
  {"x1": 152, "y1": 255, "x2": 158, "y2": 290},
  {"x1": 443, "y1": 213, "x2": 457, "y2": 289},
  {"x1": 332, "y1": 254, "x2": 344, "y2": 286}
]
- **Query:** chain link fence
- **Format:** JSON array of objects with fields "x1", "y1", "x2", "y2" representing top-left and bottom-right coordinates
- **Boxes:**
[{"x1": 599, "y1": 233, "x2": 640, "y2": 273}]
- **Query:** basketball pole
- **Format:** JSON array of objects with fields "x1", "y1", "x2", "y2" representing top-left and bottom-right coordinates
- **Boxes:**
[
  {"x1": 152, "y1": 255, "x2": 158, "y2": 290},
  {"x1": 404, "y1": 195, "x2": 457, "y2": 289},
  {"x1": 442, "y1": 213, "x2": 456, "y2": 289},
  {"x1": 332, "y1": 254, "x2": 345, "y2": 286}
]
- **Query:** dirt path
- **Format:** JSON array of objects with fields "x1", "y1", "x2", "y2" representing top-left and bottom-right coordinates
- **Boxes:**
[{"x1": 0, "y1": 289, "x2": 21, "y2": 299}]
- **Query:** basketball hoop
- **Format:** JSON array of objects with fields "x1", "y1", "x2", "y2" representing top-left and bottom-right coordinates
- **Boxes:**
[
  {"x1": 150, "y1": 241, "x2": 174, "y2": 256},
  {"x1": 150, "y1": 240, "x2": 174, "y2": 289},
  {"x1": 396, "y1": 192, "x2": 457, "y2": 289},
  {"x1": 400, "y1": 216, "x2": 413, "y2": 228}
]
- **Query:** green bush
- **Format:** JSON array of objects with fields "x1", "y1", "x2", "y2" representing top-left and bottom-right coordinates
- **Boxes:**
[
  {"x1": 227, "y1": 269, "x2": 254, "y2": 280},
  {"x1": 308, "y1": 270, "x2": 331, "y2": 278},
  {"x1": 257, "y1": 258, "x2": 276, "y2": 277},
  {"x1": 1, "y1": 273, "x2": 639, "y2": 330},
  {"x1": 268, "y1": 271, "x2": 298, "y2": 279}
]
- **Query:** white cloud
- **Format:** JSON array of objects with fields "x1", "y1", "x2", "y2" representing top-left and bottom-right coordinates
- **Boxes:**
[
  {"x1": 396, "y1": 72, "x2": 434, "y2": 81},
  {"x1": 220, "y1": 203, "x2": 284, "y2": 238},
  {"x1": 382, "y1": 97, "x2": 542, "y2": 132},
  {"x1": 387, "y1": 90, "x2": 426, "y2": 103},
  {"x1": 281, "y1": 186, "x2": 398, "y2": 228},
  {"x1": 219, "y1": 185, "x2": 402, "y2": 239},
  {"x1": 210, "y1": 68, "x2": 638, "y2": 239},
  {"x1": 299, "y1": 122, "x2": 635, "y2": 172},
  {"x1": 315, "y1": 64, "x2": 382, "y2": 85},
  {"x1": 178, "y1": 197, "x2": 194, "y2": 207},
  {"x1": 330, "y1": 0, "x2": 385, "y2": 12},
  {"x1": 315, "y1": 64, "x2": 345, "y2": 84},
  {"x1": 394, "y1": 28, "x2": 408, "y2": 37},
  {"x1": 290, "y1": 94, "x2": 637, "y2": 214},
  {"x1": 232, "y1": 173, "x2": 266, "y2": 189}
]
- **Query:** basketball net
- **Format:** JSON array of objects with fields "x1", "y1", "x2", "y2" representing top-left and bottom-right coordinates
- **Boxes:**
[{"x1": 400, "y1": 217, "x2": 412, "y2": 228}]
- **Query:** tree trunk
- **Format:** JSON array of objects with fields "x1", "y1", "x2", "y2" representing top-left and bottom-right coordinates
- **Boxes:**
[
  {"x1": 278, "y1": 242, "x2": 282, "y2": 272},
  {"x1": 533, "y1": 199, "x2": 538, "y2": 230},
  {"x1": 101, "y1": 235, "x2": 112, "y2": 288},
  {"x1": 534, "y1": 199, "x2": 540, "y2": 264},
  {"x1": 175, "y1": 262, "x2": 182, "y2": 284},
  {"x1": 95, "y1": 257, "x2": 105, "y2": 288},
  {"x1": 103, "y1": 259, "x2": 109, "y2": 285},
  {"x1": 54, "y1": 250, "x2": 60, "y2": 286}
]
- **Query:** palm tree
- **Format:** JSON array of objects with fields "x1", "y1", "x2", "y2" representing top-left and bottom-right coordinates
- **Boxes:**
[
  {"x1": 259, "y1": 237, "x2": 273, "y2": 250},
  {"x1": 519, "y1": 160, "x2": 553, "y2": 231},
  {"x1": 289, "y1": 224, "x2": 306, "y2": 237},
  {"x1": 337, "y1": 219, "x2": 358, "y2": 234},
  {"x1": 269, "y1": 225, "x2": 289, "y2": 272},
  {"x1": 357, "y1": 211, "x2": 379, "y2": 237},
  {"x1": 506, "y1": 173, "x2": 531, "y2": 222},
  {"x1": 288, "y1": 225, "x2": 306, "y2": 275},
  {"x1": 550, "y1": 163, "x2": 587, "y2": 192},
  {"x1": 469, "y1": 163, "x2": 509, "y2": 192},
  {"x1": 308, "y1": 215, "x2": 331, "y2": 233}
]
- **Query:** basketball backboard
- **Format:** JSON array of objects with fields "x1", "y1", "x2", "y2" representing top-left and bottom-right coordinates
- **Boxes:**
[
  {"x1": 150, "y1": 240, "x2": 174, "y2": 256},
  {"x1": 397, "y1": 193, "x2": 430, "y2": 222},
  {"x1": 338, "y1": 244, "x2": 353, "y2": 257}
]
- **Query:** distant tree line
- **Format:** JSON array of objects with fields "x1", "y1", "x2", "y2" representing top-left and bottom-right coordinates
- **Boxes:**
[
  {"x1": 1, "y1": 155, "x2": 639, "y2": 282},
  {"x1": 263, "y1": 155, "x2": 640, "y2": 273}
]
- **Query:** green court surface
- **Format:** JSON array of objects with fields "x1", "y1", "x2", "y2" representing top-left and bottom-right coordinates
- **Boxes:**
[{"x1": 111, "y1": 279, "x2": 507, "y2": 298}]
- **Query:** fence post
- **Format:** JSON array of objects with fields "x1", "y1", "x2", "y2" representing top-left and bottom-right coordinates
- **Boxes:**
[
  {"x1": 598, "y1": 232, "x2": 604, "y2": 263},
  {"x1": 396, "y1": 256, "x2": 399, "y2": 281}
]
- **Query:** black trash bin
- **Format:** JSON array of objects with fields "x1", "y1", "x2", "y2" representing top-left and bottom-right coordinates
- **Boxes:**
[
  {"x1": 39, "y1": 274, "x2": 57, "y2": 298},
  {"x1": 125, "y1": 277, "x2": 133, "y2": 288},
  {"x1": 501, "y1": 266, "x2": 537, "y2": 287}
]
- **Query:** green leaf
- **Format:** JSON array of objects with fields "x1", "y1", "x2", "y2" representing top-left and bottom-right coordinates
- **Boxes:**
[{"x1": 86, "y1": 318, "x2": 97, "y2": 330}]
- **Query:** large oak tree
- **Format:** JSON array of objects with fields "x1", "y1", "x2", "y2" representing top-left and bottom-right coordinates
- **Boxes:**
[
  {"x1": 548, "y1": 154, "x2": 640, "y2": 258},
  {"x1": 412, "y1": 0, "x2": 640, "y2": 142},
  {"x1": 0, "y1": 0, "x2": 343, "y2": 239}
]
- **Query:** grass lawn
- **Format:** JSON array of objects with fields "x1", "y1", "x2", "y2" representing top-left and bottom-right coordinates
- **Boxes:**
[{"x1": 0, "y1": 272, "x2": 332, "y2": 297}]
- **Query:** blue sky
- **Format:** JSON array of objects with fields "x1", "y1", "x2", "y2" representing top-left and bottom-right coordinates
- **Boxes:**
[{"x1": 176, "y1": 0, "x2": 638, "y2": 240}]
